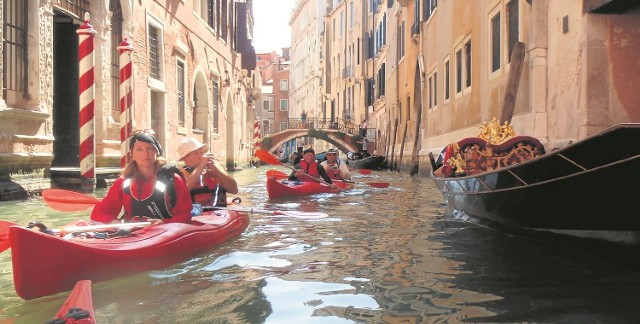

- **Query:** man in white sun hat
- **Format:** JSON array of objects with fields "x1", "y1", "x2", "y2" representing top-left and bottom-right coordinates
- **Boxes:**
[
  {"x1": 177, "y1": 138, "x2": 238, "y2": 210},
  {"x1": 320, "y1": 148, "x2": 351, "y2": 180}
]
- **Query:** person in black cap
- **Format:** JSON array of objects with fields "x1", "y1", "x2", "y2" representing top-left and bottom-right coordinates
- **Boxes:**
[
  {"x1": 288, "y1": 147, "x2": 333, "y2": 184},
  {"x1": 91, "y1": 130, "x2": 193, "y2": 225}
]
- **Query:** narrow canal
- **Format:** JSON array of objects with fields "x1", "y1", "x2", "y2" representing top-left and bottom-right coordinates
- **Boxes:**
[{"x1": 1, "y1": 167, "x2": 640, "y2": 323}]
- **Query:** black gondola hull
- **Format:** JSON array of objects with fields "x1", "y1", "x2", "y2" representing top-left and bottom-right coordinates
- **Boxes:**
[{"x1": 432, "y1": 123, "x2": 640, "y2": 233}]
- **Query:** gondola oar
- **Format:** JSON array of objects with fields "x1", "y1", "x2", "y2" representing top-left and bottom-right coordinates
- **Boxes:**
[
  {"x1": 0, "y1": 220, "x2": 151, "y2": 253},
  {"x1": 256, "y1": 149, "x2": 390, "y2": 189}
]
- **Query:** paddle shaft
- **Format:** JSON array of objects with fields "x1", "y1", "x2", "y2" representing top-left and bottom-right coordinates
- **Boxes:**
[
  {"x1": 51, "y1": 222, "x2": 152, "y2": 235},
  {"x1": 203, "y1": 206, "x2": 328, "y2": 218}
]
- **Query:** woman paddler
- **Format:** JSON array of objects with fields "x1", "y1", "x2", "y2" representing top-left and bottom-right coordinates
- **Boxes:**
[{"x1": 90, "y1": 130, "x2": 192, "y2": 225}]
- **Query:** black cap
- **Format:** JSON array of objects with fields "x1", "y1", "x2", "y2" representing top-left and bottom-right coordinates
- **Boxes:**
[
  {"x1": 129, "y1": 131, "x2": 164, "y2": 156},
  {"x1": 303, "y1": 148, "x2": 315, "y2": 154}
]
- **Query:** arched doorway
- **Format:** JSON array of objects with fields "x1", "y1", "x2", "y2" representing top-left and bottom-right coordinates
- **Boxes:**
[{"x1": 192, "y1": 71, "x2": 209, "y2": 143}]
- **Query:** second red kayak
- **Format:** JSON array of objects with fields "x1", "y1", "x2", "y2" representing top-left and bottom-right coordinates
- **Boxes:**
[
  {"x1": 266, "y1": 170, "x2": 354, "y2": 198},
  {"x1": 48, "y1": 280, "x2": 96, "y2": 324},
  {"x1": 9, "y1": 210, "x2": 249, "y2": 300}
]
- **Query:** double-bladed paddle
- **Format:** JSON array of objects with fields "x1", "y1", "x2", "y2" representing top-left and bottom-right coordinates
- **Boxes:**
[
  {"x1": 256, "y1": 149, "x2": 335, "y2": 186},
  {"x1": 351, "y1": 168, "x2": 372, "y2": 175},
  {"x1": 257, "y1": 150, "x2": 390, "y2": 189},
  {"x1": 40, "y1": 188, "x2": 328, "y2": 218},
  {"x1": 0, "y1": 220, "x2": 152, "y2": 253},
  {"x1": 42, "y1": 189, "x2": 100, "y2": 212}
]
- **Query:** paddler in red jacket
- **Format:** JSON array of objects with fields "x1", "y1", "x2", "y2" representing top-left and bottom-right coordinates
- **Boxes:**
[
  {"x1": 177, "y1": 138, "x2": 238, "y2": 211},
  {"x1": 288, "y1": 148, "x2": 334, "y2": 184},
  {"x1": 91, "y1": 130, "x2": 193, "y2": 224}
]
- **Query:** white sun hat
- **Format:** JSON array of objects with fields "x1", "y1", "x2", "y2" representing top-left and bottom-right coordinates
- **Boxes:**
[{"x1": 178, "y1": 138, "x2": 207, "y2": 160}]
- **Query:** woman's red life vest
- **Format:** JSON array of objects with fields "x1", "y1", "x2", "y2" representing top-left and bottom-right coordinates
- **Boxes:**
[{"x1": 122, "y1": 177, "x2": 173, "y2": 220}]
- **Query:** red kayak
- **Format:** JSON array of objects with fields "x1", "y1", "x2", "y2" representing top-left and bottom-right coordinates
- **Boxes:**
[
  {"x1": 9, "y1": 210, "x2": 249, "y2": 300},
  {"x1": 266, "y1": 174, "x2": 354, "y2": 199},
  {"x1": 48, "y1": 280, "x2": 96, "y2": 324}
]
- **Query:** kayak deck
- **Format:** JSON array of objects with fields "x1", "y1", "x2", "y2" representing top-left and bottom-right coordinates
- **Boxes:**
[{"x1": 10, "y1": 210, "x2": 249, "y2": 300}]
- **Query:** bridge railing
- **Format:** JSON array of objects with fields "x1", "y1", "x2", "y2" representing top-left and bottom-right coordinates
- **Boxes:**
[{"x1": 265, "y1": 117, "x2": 361, "y2": 136}]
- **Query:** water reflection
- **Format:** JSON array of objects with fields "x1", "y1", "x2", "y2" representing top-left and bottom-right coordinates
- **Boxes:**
[{"x1": 1, "y1": 167, "x2": 640, "y2": 323}]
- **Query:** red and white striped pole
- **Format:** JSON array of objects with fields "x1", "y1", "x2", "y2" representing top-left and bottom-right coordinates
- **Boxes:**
[
  {"x1": 253, "y1": 116, "x2": 261, "y2": 152},
  {"x1": 77, "y1": 12, "x2": 96, "y2": 184},
  {"x1": 118, "y1": 37, "x2": 134, "y2": 167}
]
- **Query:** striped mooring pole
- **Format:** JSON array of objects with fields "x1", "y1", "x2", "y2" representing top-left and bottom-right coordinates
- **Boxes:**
[
  {"x1": 118, "y1": 37, "x2": 134, "y2": 167},
  {"x1": 253, "y1": 116, "x2": 261, "y2": 151},
  {"x1": 77, "y1": 12, "x2": 96, "y2": 187}
]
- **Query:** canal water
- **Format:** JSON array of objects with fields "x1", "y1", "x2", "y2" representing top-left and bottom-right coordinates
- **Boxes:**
[{"x1": 1, "y1": 167, "x2": 640, "y2": 323}]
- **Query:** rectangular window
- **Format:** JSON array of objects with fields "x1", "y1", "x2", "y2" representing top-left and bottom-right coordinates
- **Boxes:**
[
  {"x1": 110, "y1": 1, "x2": 123, "y2": 116},
  {"x1": 423, "y1": 0, "x2": 438, "y2": 21},
  {"x1": 212, "y1": 80, "x2": 219, "y2": 133},
  {"x1": 464, "y1": 40, "x2": 472, "y2": 88},
  {"x1": 398, "y1": 21, "x2": 405, "y2": 60},
  {"x1": 428, "y1": 75, "x2": 432, "y2": 108},
  {"x1": 350, "y1": 2, "x2": 354, "y2": 28},
  {"x1": 221, "y1": 0, "x2": 228, "y2": 41},
  {"x1": 176, "y1": 60, "x2": 185, "y2": 126},
  {"x1": 433, "y1": 71, "x2": 438, "y2": 107},
  {"x1": 148, "y1": 25, "x2": 162, "y2": 80},
  {"x1": 263, "y1": 100, "x2": 270, "y2": 110},
  {"x1": 3, "y1": 0, "x2": 29, "y2": 99},
  {"x1": 333, "y1": 18, "x2": 336, "y2": 41},
  {"x1": 444, "y1": 59, "x2": 450, "y2": 100},
  {"x1": 280, "y1": 79, "x2": 288, "y2": 91},
  {"x1": 507, "y1": 0, "x2": 519, "y2": 62},
  {"x1": 455, "y1": 48, "x2": 462, "y2": 94},
  {"x1": 340, "y1": 11, "x2": 344, "y2": 36},
  {"x1": 280, "y1": 99, "x2": 288, "y2": 111},
  {"x1": 207, "y1": 0, "x2": 216, "y2": 29},
  {"x1": 491, "y1": 12, "x2": 501, "y2": 72}
]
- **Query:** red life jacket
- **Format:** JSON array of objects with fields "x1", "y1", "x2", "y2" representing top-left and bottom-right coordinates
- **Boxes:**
[
  {"x1": 299, "y1": 160, "x2": 321, "y2": 180},
  {"x1": 122, "y1": 177, "x2": 173, "y2": 220},
  {"x1": 182, "y1": 166, "x2": 227, "y2": 206}
]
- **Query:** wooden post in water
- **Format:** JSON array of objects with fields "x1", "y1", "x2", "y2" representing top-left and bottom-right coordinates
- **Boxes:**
[
  {"x1": 500, "y1": 42, "x2": 525, "y2": 124},
  {"x1": 410, "y1": 104, "x2": 423, "y2": 175},
  {"x1": 397, "y1": 122, "x2": 409, "y2": 172},
  {"x1": 389, "y1": 118, "x2": 399, "y2": 171},
  {"x1": 384, "y1": 120, "x2": 391, "y2": 168}
]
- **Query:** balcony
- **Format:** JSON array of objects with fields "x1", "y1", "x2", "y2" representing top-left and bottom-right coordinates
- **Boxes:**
[{"x1": 342, "y1": 65, "x2": 355, "y2": 80}]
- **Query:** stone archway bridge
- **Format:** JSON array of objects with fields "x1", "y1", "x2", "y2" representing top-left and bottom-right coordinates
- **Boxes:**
[{"x1": 260, "y1": 117, "x2": 368, "y2": 154}]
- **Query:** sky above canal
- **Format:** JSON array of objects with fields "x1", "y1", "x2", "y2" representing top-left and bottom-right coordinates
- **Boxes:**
[{"x1": 253, "y1": 0, "x2": 295, "y2": 55}]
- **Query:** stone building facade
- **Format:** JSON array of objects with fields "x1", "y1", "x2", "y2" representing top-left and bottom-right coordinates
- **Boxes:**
[
  {"x1": 294, "y1": 0, "x2": 640, "y2": 174},
  {"x1": 0, "y1": 0, "x2": 259, "y2": 187}
]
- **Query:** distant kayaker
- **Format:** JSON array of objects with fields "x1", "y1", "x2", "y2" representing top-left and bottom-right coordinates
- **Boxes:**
[
  {"x1": 91, "y1": 130, "x2": 193, "y2": 225},
  {"x1": 320, "y1": 148, "x2": 351, "y2": 181},
  {"x1": 289, "y1": 148, "x2": 333, "y2": 184},
  {"x1": 177, "y1": 138, "x2": 238, "y2": 212}
]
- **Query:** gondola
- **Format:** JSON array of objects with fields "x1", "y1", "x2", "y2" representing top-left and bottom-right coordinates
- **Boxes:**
[
  {"x1": 429, "y1": 121, "x2": 640, "y2": 245},
  {"x1": 346, "y1": 153, "x2": 385, "y2": 170}
]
